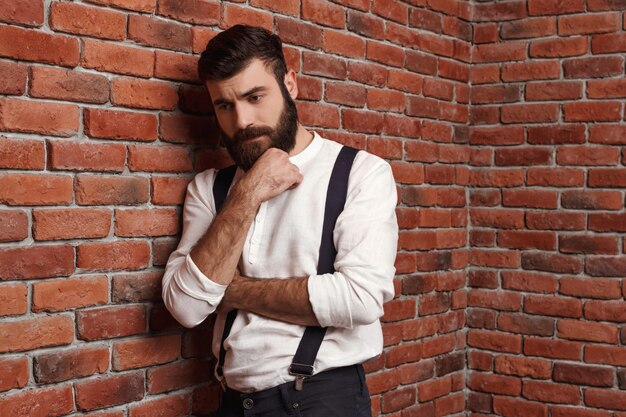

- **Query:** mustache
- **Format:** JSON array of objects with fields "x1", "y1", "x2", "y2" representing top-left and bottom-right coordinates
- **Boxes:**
[{"x1": 233, "y1": 126, "x2": 273, "y2": 143}]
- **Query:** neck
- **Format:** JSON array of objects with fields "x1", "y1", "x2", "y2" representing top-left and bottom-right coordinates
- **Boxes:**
[{"x1": 288, "y1": 124, "x2": 314, "y2": 157}]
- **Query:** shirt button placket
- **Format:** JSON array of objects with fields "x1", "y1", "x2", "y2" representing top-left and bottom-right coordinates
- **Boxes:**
[{"x1": 242, "y1": 397, "x2": 254, "y2": 415}]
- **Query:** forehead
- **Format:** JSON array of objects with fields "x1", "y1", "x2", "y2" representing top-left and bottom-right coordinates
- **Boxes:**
[{"x1": 205, "y1": 59, "x2": 278, "y2": 99}]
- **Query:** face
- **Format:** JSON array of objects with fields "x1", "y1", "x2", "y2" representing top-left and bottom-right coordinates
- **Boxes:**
[{"x1": 206, "y1": 59, "x2": 299, "y2": 171}]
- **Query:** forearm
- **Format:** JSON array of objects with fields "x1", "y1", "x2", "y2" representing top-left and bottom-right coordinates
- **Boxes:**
[
  {"x1": 222, "y1": 275, "x2": 320, "y2": 327},
  {"x1": 190, "y1": 183, "x2": 259, "y2": 285}
]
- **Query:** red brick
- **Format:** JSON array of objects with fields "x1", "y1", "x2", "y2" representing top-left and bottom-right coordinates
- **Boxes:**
[
  {"x1": 78, "y1": 240, "x2": 150, "y2": 272},
  {"x1": 385, "y1": 342, "x2": 422, "y2": 367},
  {"x1": 75, "y1": 174, "x2": 150, "y2": 205},
  {"x1": 588, "y1": 168, "x2": 626, "y2": 188},
  {"x1": 130, "y1": 393, "x2": 191, "y2": 417},
  {"x1": 470, "y1": 126, "x2": 525, "y2": 145},
  {"x1": 524, "y1": 295, "x2": 582, "y2": 318},
  {"x1": 468, "y1": 350, "x2": 493, "y2": 371},
  {"x1": 154, "y1": 51, "x2": 199, "y2": 83},
  {"x1": 560, "y1": 277, "x2": 622, "y2": 300},
  {"x1": 501, "y1": 17, "x2": 556, "y2": 39},
  {"x1": 50, "y1": 2, "x2": 126, "y2": 40},
  {"x1": 502, "y1": 103, "x2": 559, "y2": 123},
  {"x1": 523, "y1": 380, "x2": 580, "y2": 404},
  {"x1": 275, "y1": 17, "x2": 322, "y2": 50},
  {"x1": 382, "y1": 386, "x2": 416, "y2": 413},
  {"x1": 84, "y1": 108, "x2": 157, "y2": 142},
  {"x1": 191, "y1": 26, "x2": 218, "y2": 54},
  {"x1": 348, "y1": 61, "x2": 387, "y2": 87},
  {"x1": 367, "y1": 137, "x2": 403, "y2": 159},
  {"x1": 82, "y1": 39, "x2": 155, "y2": 78},
  {"x1": 559, "y1": 12, "x2": 622, "y2": 35},
  {"x1": 0, "y1": 0, "x2": 44, "y2": 26},
  {"x1": 0, "y1": 245, "x2": 74, "y2": 280},
  {"x1": 470, "y1": 209, "x2": 524, "y2": 229},
  {"x1": 32, "y1": 275, "x2": 108, "y2": 312},
  {"x1": 468, "y1": 373, "x2": 521, "y2": 396},
  {"x1": 527, "y1": 168, "x2": 584, "y2": 187},
  {"x1": 494, "y1": 395, "x2": 548, "y2": 417},
  {"x1": 0, "y1": 385, "x2": 74, "y2": 417},
  {"x1": 297, "y1": 101, "x2": 340, "y2": 129},
  {"x1": 48, "y1": 141, "x2": 125, "y2": 173},
  {"x1": 325, "y1": 82, "x2": 366, "y2": 107},
  {"x1": 367, "y1": 88, "x2": 406, "y2": 113},
  {"x1": 342, "y1": 109, "x2": 384, "y2": 134},
  {"x1": 77, "y1": 305, "x2": 146, "y2": 341},
  {"x1": 322, "y1": 30, "x2": 365, "y2": 58},
  {"x1": 528, "y1": 0, "x2": 584, "y2": 15},
  {"x1": 526, "y1": 211, "x2": 585, "y2": 231},
  {"x1": 151, "y1": 176, "x2": 190, "y2": 206},
  {"x1": 495, "y1": 355, "x2": 551, "y2": 379},
  {"x1": 385, "y1": 20, "x2": 418, "y2": 49},
  {"x1": 0, "y1": 210, "x2": 28, "y2": 243},
  {"x1": 521, "y1": 252, "x2": 583, "y2": 274},
  {"x1": 75, "y1": 372, "x2": 145, "y2": 411},
  {"x1": 0, "y1": 98, "x2": 78, "y2": 136},
  {"x1": 470, "y1": 250, "x2": 520, "y2": 268},
  {"x1": 502, "y1": 60, "x2": 560, "y2": 82},
  {"x1": 558, "y1": 319, "x2": 618, "y2": 343},
  {"x1": 588, "y1": 79, "x2": 626, "y2": 100},
  {"x1": 382, "y1": 299, "x2": 416, "y2": 322},
  {"x1": 498, "y1": 313, "x2": 554, "y2": 336},
  {"x1": 0, "y1": 283, "x2": 27, "y2": 316},
  {"x1": 29, "y1": 66, "x2": 109, "y2": 104},
  {"x1": 560, "y1": 234, "x2": 618, "y2": 255},
  {"x1": 585, "y1": 345, "x2": 626, "y2": 367},
  {"x1": 115, "y1": 208, "x2": 179, "y2": 237},
  {"x1": 0, "y1": 61, "x2": 27, "y2": 95},
  {"x1": 439, "y1": 58, "x2": 470, "y2": 82},
  {"x1": 585, "y1": 300, "x2": 626, "y2": 322},
  {"x1": 468, "y1": 289, "x2": 521, "y2": 311},
  {"x1": 34, "y1": 346, "x2": 108, "y2": 384},
  {"x1": 585, "y1": 255, "x2": 626, "y2": 276},
  {"x1": 0, "y1": 315, "x2": 73, "y2": 353},
  {"x1": 562, "y1": 190, "x2": 622, "y2": 210},
  {"x1": 33, "y1": 209, "x2": 111, "y2": 240},
  {"x1": 128, "y1": 145, "x2": 192, "y2": 173},
  {"x1": 0, "y1": 25, "x2": 79, "y2": 67},
  {"x1": 564, "y1": 56, "x2": 624, "y2": 79},
  {"x1": 0, "y1": 136, "x2": 45, "y2": 170},
  {"x1": 406, "y1": 50, "x2": 438, "y2": 76},
  {"x1": 530, "y1": 36, "x2": 588, "y2": 58},
  {"x1": 526, "y1": 81, "x2": 583, "y2": 101},
  {"x1": 303, "y1": 51, "x2": 347, "y2": 80},
  {"x1": 501, "y1": 271, "x2": 557, "y2": 293},
  {"x1": 471, "y1": 85, "x2": 520, "y2": 104},
  {"x1": 251, "y1": 0, "x2": 299, "y2": 16},
  {"x1": 157, "y1": 0, "x2": 219, "y2": 25},
  {"x1": 366, "y1": 369, "x2": 401, "y2": 394},
  {"x1": 221, "y1": 3, "x2": 273, "y2": 31},
  {"x1": 84, "y1": 0, "x2": 156, "y2": 12},
  {"x1": 418, "y1": 375, "x2": 452, "y2": 401},
  {"x1": 524, "y1": 337, "x2": 582, "y2": 360},
  {"x1": 552, "y1": 406, "x2": 612, "y2": 417},
  {"x1": 0, "y1": 356, "x2": 29, "y2": 391},
  {"x1": 410, "y1": 7, "x2": 442, "y2": 33},
  {"x1": 495, "y1": 147, "x2": 552, "y2": 167},
  {"x1": 112, "y1": 271, "x2": 163, "y2": 303},
  {"x1": 111, "y1": 77, "x2": 178, "y2": 111},
  {"x1": 423, "y1": 78, "x2": 455, "y2": 101},
  {"x1": 467, "y1": 330, "x2": 522, "y2": 354},
  {"x1": 503, "y1": 189, "x2": 558, "y2": 209},
  {"x1": 419, "y1": 292, "x2": 451, "y2": 315},
  {"x1": 474, "y1": 42, "x2": 527, "y2": 63},
  {"x1": 302, "y1": 0, "x2": 345, "y2": 28},
  {"x1": 347, "y1": 9, "x2": 385, "y2": 40},
  {"x1": 563, "y1": 101, "x2": 622, "y2": 122},
  {"x1": 113, "y1": 334, "x2": 180, "y2": 370},
  {"x1": 554, "y1": 362, "x2": 614, "y2": 387},
  {"x1": 366, "y1": 40, "x2": 404, "y2": 68},
  {"x1": 296, "y1": 76, "x2": 323, "y2": 101},
  {"x1": 592, "y1": 32, "x2": 626, "y2": 53},
  {"x1": 147, "y1": 359, "x2": 209, "y2": 394},
  {"x1": 585, "y1": 388, "x2": 626, "y2": 411},
  {"x1": 128, "y1": 14, "x2": 191, "y2": 51}
]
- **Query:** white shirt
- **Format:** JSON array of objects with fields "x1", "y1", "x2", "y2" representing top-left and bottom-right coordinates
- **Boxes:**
[{"x1": 162, "y1": 133, "x2": 398, "y2": 392}]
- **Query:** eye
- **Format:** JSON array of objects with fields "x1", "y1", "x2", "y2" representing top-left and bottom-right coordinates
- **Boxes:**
[
  {"x1": 216, "y1": 103, "x2": 232, "y2": 111},
  {"x1": 249, "y1": 95, "x2": 263, "y2": 103}
]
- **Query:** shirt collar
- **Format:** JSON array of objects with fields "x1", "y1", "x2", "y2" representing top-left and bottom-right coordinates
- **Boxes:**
[{"x1": 289, "y1": 131, "x2": 323, "y2": 168}]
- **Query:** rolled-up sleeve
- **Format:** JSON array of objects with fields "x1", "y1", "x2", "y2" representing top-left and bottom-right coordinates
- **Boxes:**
[
  {"x1": 162, "y1": 170, "x2": 228, "y2": 328},
  {"x1": 307, "y1": 159, "x2": 398, "y2": 329}
]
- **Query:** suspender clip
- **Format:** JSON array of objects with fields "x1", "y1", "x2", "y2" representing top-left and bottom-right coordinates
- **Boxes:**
[{"x1": 289, "y1": 363, "x2": 314, "y2": 391}]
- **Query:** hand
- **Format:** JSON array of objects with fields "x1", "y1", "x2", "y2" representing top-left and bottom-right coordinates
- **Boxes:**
[{"x1": 238, "y1": 148, "x2": 303, "y2": 204}]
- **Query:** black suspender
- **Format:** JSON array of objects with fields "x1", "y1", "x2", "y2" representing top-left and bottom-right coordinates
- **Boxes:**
[{"x1": 212, "y1": 146, "x2": 359, "y2": 391}]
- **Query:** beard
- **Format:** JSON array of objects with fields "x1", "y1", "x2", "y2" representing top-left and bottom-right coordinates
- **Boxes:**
[{"x1": 222, "y1": 93, "x2": 298, "y2": 171}]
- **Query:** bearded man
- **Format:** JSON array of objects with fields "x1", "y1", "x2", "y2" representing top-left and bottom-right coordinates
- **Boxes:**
[{"x1": 162, "y1": 24, "x2": 398, "y2": 417}]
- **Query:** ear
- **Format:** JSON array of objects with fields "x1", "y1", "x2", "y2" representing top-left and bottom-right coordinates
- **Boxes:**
[{"x1": 283, "y1": 69, "x2": 298, "y2": 100}]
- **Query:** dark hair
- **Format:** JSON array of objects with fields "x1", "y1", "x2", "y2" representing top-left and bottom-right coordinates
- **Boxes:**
[{"x1": 198, "y1": 25, "x2": 287, "y2": 84}]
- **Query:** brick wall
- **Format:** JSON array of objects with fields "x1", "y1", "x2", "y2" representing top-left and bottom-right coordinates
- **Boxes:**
[
  {"x1": 467, "y1": 1, "x2": 626, "y2": 416},
  {"x1": 0, "y1": 1, "x2": 624, "y2": 417}
]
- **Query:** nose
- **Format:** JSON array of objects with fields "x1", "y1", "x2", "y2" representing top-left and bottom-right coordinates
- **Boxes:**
[{"x1": 234, "y1": 103, "x2": 254, "y2": 131}]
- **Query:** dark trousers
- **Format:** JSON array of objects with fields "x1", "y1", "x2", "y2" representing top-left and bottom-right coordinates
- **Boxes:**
[{"x1": 217, "y1": 365, "x2": 372, "y2": 417}]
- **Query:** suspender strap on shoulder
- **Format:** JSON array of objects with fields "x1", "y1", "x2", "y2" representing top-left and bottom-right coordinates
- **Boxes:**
[
  {"x1": 289, "y1": 146, "x2": 359, "y2": 389},
  {"x1": 212, "y1": 165, "x2": 238, "y2": 385}
]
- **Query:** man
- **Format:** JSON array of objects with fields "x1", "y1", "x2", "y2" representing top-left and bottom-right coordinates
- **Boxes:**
[{"x1": 162, "y1": 24, "x2": 398, "y2": 417}]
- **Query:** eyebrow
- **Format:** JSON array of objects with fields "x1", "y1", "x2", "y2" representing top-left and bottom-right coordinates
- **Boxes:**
[{"x1": 213, "y1": 86, "x2": 267, "y2": 107}]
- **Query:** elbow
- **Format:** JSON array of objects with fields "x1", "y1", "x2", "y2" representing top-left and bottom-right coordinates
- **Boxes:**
[{"x1": 350, "y1": 298, "x2": 385, "y2": 326}]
